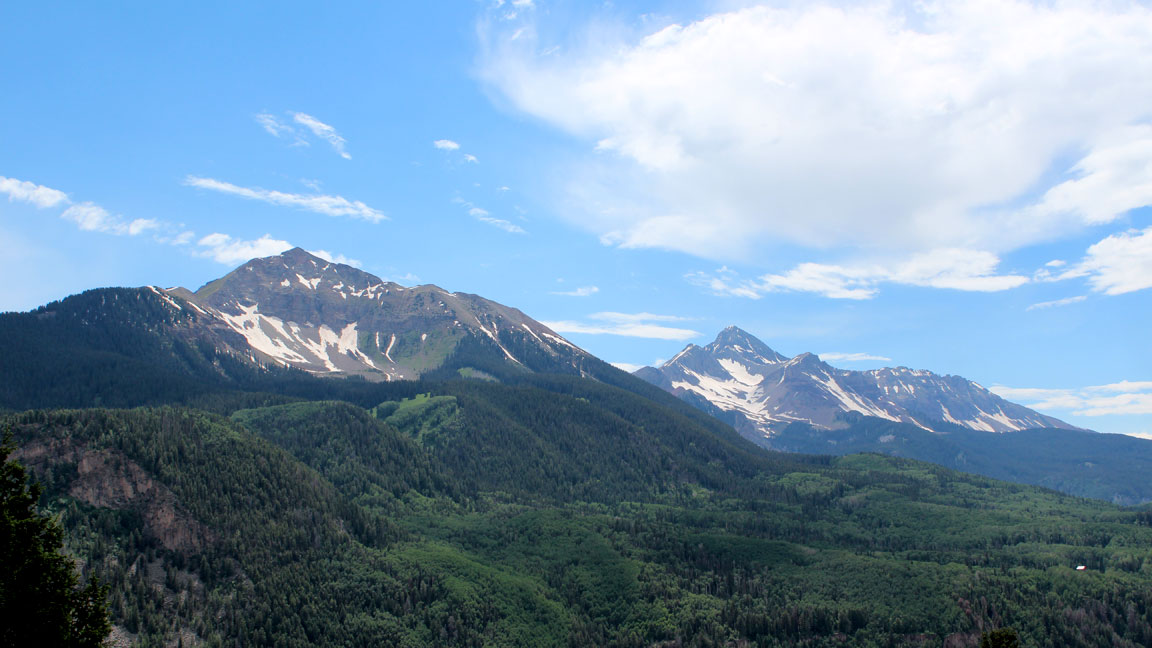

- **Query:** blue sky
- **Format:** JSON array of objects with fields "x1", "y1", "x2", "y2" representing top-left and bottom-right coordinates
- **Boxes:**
[{"x1": 2, "y1": 0, "x2": 1150, "y2": 437}]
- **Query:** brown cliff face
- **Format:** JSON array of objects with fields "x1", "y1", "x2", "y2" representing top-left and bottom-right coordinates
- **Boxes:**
[{"x1": 17, "y1": 439, "x2": 214, "y2": 553}]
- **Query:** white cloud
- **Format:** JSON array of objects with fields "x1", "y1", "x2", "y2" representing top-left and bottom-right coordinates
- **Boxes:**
[
  {"x1": 1027, "y1": 126, "x2": 1152, "y2": 226},
  {"x1": 0, "y1": 176, "x2": 69, "y2": 208},
  {"x1": 542, "y1": 311, "x2": 699, "y2": 340},
  {"x1": 256, "y1": 113, "x2": 297, "y2": 138},
  {"x1": 292, "y1": 113, "x2": 351, "y2": 159},
  {"x1": 475, "y1": 214, "x2": 525, "y2": 234},
  {"x1": 1026, "y1": 295, "x2": 1086, "y2": 311},
  {"x1": 1074, "y1": 226, "x2": 1152, "y2": 295},
  {"x1": 308, "y1": 249, "x2": 362, "y2": 268},
  {"x1": 689, "y1": 249, "x2": 1027, "y2": 300},
  {"x1": 433, "y1": 139, "x2": 460, "y2": 150},
  {"x1": 457, "y1": 200, "x2": 526, "y2": 234},
  {"x1": 382, "y1": 271, "x2": 420, "y2": 285},
  {"x1": 818, "y1": 352, "x2": 893, "y2": 363},
  {"x1": 551, "y1": 285, "x2": 599, "y2": 297},
  {"x1": 197, "y1": 233, "x2": 293, "y2": 265},
  {"x1": 991, "y1": 382, "x2": 1152, "y2": 417},
  {"x1": 185, "y1": 176, "x2": 386, "y2": 222},
  {"x1": 463, "y1": 154, "x2": 479, "y2": 163},
  {"x1": 1086, "y1": 381, "x2": 1152, "y2": 394},
  {"x1": 483, "y1": 1, "x2": 1152, "y2": 260},
  {"x1": 61, "y1": 202, "x2": 158, "y2": 236},
  {"x1": 610, "y1": 361, "x2": 644, "y2": 372}
]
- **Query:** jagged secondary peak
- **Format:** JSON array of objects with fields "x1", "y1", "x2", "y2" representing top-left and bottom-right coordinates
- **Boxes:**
[{"x1": 636, "y1": 325, "x2": 1079, "y2": 443}]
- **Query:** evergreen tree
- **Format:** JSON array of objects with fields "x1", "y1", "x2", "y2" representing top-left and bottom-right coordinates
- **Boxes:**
[
  {"x1": 980, "y1": 628, "x2": 1021, "y2": 648},
  {"x1": 0, "y1": 431, "x2": 110, "y2": 647}
]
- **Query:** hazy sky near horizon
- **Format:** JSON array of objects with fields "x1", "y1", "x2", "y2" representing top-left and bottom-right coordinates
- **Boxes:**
[{"x1": 2, "y1": 0, "x2": 1150, "y2": 437}]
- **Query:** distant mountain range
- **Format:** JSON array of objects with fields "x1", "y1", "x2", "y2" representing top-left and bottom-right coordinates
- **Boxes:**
[
  {"x1": 6, "y1": 252, "x2": 1152, "y2": 645},
  {"x1": 635, "y1": 325, "x2": 1075, "y2": 443},
  {"x1": 5, "y1": 249, "x2": 1152, "y2": 506}
]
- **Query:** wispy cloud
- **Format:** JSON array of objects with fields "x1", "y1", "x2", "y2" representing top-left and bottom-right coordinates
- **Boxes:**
[
  {"x1": 197, "y1": 233, "x2": 293, "y2": 265},
  {"x1": 255, "y1": 111, "x2": 350, "y2": 157},
  {"x1": 4, "y1": 175, "x2": 165, "y2": 238},
  {"x1": 551, "y1": 285, "x2": 599, "y2": 297},
  {"x1": 455, "y1": 199, "x2": 525, "y2": 234},
  {"x1": 434, "y1": 139, "x2": 480, "y2": 164},
  {"x1": 3, "y1": 175, "x2": 338, "y2": 268},
  {"x1": 255, "y1": 113, "x2": 301, "y2": 141},
  {"x1": 309, "y1": 249, "x2": 362, "y2": 268},
  {"x1": 542, "y1": 312, "x2": 699, "y2": 340},
  {"x1": 61, "y1": 202, "x2": 158, "y2": 236},
  {"x1": 185, "y1": 176, "x2": 386, "y2": 222},
  {"x1": 688, "y1": 250, "x2": 1028, "y2": 300},
  {"x1": 1026, "y1": 295, "x2": 1086, "y2": 311},
  {"x1": 818, "y1": 352, "x2": 892, "y2": 363},
  {"x1": 610, "y1": 361, "x2": 644, "y2": 372},
  {"x1": 0, "y1": 176, "x2": 69, "y2": 208},
  {"x1": 292, "y1": 112, "x2": 351, "y2": 159},
  {"x1": 991, "y1": 381, "x2": 1152, "y2": 417}
]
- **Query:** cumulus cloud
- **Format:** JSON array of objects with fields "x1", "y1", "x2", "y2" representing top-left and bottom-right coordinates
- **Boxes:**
[
  {"x1": 61, "y1": 202, "x2": 158, "y2": 236},
  {"x1": 185, "y1": 176, "x2": 386, "y2": 222},
  {"x1": 551, "y1": 285, "x2": 599, "y2": 297},
  {"x1": 991, "y1": 382, "x2": 1152, "y2": 417},
  {"x1": 292, "y1": 113, "x2": 351, "y2": 159},
  {"x1": 0, "y1": 176, "x2": 69, "y2": 208},
  {"x1": 197, "y1": 233, "x2": 293, "y2": 265},
  {"x1": 1074, "y1": 226, "x2": 1152, "y2": 295},
  {"x1": 688, "y1": 249, "x2": 1027, "y2": 299},
  {"x1": 482, "y1": 1, "x2": 1152, "y2": 260},
  {"x1": 542, "y1": 312, "x2": 698, "y2": 340},
  {"x1": 818, "y1": 352, "x2": 893, "y2": 363}
]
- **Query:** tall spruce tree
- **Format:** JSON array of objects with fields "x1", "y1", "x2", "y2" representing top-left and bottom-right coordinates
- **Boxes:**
[{"x1": 0, "y1": 432, "x2": 110, "y2": 647}]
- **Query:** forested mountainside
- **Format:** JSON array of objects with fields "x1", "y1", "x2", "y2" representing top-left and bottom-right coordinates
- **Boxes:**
[
  {"x1": 4, "y1": 253, "x2": 1152, "y2": 646},
  {"x1": 772, "y1": 415, "x2": 1152, "y2": 506},
  {"x1": 8, "y1": 374, "x2": 1152, "y2": 647}
]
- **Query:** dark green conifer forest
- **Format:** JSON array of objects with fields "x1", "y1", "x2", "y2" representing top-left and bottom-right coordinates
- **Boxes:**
[{"x1": 5, "y1": 365, "x2": 1152, "y2": 646}]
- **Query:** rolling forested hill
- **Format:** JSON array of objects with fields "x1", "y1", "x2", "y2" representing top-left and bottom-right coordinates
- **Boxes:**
[{"x1": 8, "y1": 372, "x2": 1152, "y2": 647}]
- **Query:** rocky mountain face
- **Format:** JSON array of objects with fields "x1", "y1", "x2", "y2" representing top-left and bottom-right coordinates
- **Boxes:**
[
  {"x1": 635, "y1": 326, "x2": 1075, "y2": 443},
  {"x1": 162, "y1": 248, "x2": 592, "y2": 380}
]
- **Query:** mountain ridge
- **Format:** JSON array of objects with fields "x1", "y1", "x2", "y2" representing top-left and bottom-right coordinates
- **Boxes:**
[
  {"x1": 159, "y1": 247, "x2": 591, "y2": 381},
  {"x1": 636, "y1": 325, "x2": 1076, "y2": 442}
]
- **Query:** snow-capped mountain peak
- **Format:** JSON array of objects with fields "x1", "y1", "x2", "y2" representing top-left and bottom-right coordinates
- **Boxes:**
[
  {"x1": 636, "y1": 326, "x2": 1076, "y2": 443},
  {"x1": 159, "y1": 248, "x2": 591, "y2": 380}
]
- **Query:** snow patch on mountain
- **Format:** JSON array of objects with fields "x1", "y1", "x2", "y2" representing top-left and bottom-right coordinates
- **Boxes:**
[{"x1": 638, "y1": 326, "x2": 1078, "y2": 441}]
